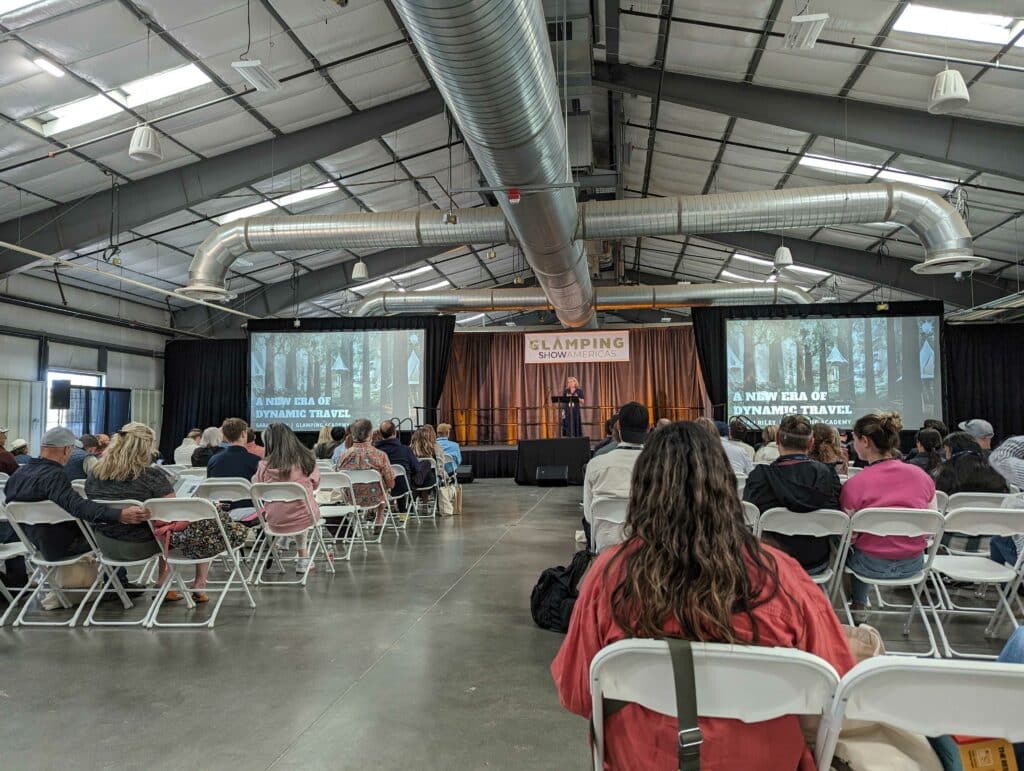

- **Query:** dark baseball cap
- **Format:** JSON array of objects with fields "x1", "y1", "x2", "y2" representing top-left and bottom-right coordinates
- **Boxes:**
[{"x1": 618, "y1": 402, "x2": 649, "y2": 444}]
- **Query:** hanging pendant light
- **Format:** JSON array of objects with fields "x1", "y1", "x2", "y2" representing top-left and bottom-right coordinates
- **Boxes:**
[
  {"x1": 129, "y1": 124, "x2": 163, "y2": 162},
  {"x1": 351, "y1": 259, "x2": 369, "y2": 280}
]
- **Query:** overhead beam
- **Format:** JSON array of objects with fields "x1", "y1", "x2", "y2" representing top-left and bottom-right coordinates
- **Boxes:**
[
  {"x1": 0, "y1": 89, "x2": 444, "y2": 276},
  {"x1": 173, "y1": 246, "x2": 443, "y2": 336},
  {"x1": 594, "y1": 63, "x2": 1024, "y2": 182},
  {"x1": 701, "y1": 231, "x2": 1014, "y2": 308}
]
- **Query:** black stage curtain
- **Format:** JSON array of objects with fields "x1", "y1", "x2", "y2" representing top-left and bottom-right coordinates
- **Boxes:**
[
  {"x1": 160, "y1": 339, "x2": 248, "y2": 460},
  {"x1": 692, "y1": 301, "x2": 944, "y2": 420},
  {"x1": 161, "y1": 316, "x2": 455, "y2": 458},
  {"x1": 943, "y1": 322, "x2": 1024, "y2": 438}
]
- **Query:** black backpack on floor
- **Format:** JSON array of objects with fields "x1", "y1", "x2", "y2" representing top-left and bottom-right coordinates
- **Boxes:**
[{"x1": 530, "y1": 550, "x2": 594, "y2": 633}]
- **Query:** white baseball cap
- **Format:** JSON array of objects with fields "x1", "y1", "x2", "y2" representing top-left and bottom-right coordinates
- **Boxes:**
[{"x1": 958, "y1": 419, "x2": 994, "y2": 439}]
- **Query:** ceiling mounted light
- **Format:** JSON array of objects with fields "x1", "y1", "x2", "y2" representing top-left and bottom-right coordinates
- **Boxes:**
[
  {"x1": 351, "y1": 259, "x2": 369, "y2": 280},
  {"x1": 232, "y1": 59, "x2": 281, "y2": 92},
  {"x1": 928, "y1": 68, "x2": 970, "y2": 115},
  {"x1": 773, "y1": 245, "x2": 794, "y2": 272},
  {"x1": 486, "y1": 248, "x2": 497, "y2": 260},
  {"x1": 442, "y1": 209, "x2": 458, "y2": 225},
  {"x1": 128, "y1": 123, "x2": 163, "y2": 162},
  {"x1": 783, "y1": 12, "x2": 829, "y2": 50},
  {"x1": 32, "y1": 57, "x2": 65, "y2": 77}
]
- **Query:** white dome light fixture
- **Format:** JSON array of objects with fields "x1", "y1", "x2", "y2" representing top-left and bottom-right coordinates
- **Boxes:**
[
  {"x1": 128, "y1": 124, "x2": 163, "y2": 162},
  {"x1": 351, "y1": 259, "x2": 369, "y2": 280},
  {"x1": 773, "y1": 245, "x2": 794, "y2": 274},
  {"x1": 928, "y1": 68, "x2": 970, "y2": 114}
]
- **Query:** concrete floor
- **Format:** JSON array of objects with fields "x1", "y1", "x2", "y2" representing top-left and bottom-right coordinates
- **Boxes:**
[{"x1": 1, "y1": 480, "x2": 1014, "y2": 770}]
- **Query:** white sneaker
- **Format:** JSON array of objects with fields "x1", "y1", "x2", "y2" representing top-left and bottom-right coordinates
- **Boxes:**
[{"x1": 295, "y1": 557, "x2": 315, "y2": 574}]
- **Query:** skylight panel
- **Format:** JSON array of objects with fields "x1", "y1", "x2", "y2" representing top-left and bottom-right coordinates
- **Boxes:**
[
  {"x1": 275, "y1": 184, "x2": 337, "y2": 208},
  {"x1": 799, "y1": 154, "x2": 954, "y2": 192},
  {"x1": 457, "y1": 313, "x2": 486, "y2": 324},
  {"x1": 349, "y1": 277, "x2": 394, "y2": 294},
  {"x1": 799, "y1": 155, "x2": 873, "y2": 178},
  {"x1": 731, "y1": 253, "x2": 774, "y2": 268},
  {"x1": 0, "y1": 1, "x2": 39, "y2": 15},
  {"x1": 785, "y1": 264, "x2": 831, "y2": 278},
  {"x1": 876, "y1": 168, "x2": 955, "y2": 192},
  {"x1": 29, "y1": 64, "x2": 211, "y2": 137},
  {"x1": 894, "y1": 4, "x2": 1022, "y2": 46},
  {"x1": 391, "y1": 265, "x2": 434, "y2": 282},
  {"x1": 415, "y1": 280, "x2": 450, "y2": 292},
  {"x1": 214, "y1": 200, "x2": 279, "y2": 225},
  {"x1": 720, "y1": 270, "x2": 765, "y2": 283}
]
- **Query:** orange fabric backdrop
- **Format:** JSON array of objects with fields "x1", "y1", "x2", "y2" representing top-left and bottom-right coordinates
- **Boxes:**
[{"x1": 438, "y1": 327, "x2": 711, "y2": 445}]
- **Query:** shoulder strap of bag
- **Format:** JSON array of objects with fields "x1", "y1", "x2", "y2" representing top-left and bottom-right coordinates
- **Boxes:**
[{"x1": 590, "y1": 639, "x2": 702, "y2": 771}]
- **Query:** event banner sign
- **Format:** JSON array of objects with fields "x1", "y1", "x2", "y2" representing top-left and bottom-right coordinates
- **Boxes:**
[{"x1": 524, "y1": 331, "x2": 630, "y2": 364}]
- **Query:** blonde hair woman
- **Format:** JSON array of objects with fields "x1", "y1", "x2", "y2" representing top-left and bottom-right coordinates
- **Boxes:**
[
  {"x1": 312, "y1": 425, "x2": 338, "y2": 460},
  {"x1": 753, "y1": 425, "x2": 781, "y2": 463}
]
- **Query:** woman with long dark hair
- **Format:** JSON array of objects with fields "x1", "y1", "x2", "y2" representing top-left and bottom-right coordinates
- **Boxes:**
[
  {"x1": 933, "y1": 431, "x2": 1009, "y2": 495},
  {"x1": 905, "y1": 428, "x2": 943, "y2": 473},
  {"x1": 552, "y1": 422, "x2": 854, "y2": 769}
]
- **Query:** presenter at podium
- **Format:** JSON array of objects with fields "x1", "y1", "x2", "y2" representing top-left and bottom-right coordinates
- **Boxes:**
[{"x1": 560, "y1": 376, "x2": 585, "y2": 438}]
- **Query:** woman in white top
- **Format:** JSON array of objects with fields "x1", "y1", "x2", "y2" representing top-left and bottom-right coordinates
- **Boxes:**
[
  {"x1": 173, "y1": 429, "x2": 202, "y2": 466},
  {"x1": 753, "y1": 425, "x2": 781, "y2": 463}
]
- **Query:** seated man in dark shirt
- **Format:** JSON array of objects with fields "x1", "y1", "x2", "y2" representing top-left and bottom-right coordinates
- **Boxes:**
[
  {"x1": 374, "y1": 420, "x2": 419, "y2": 511},
  {"x1": 2, "y1": 427, "x2": 149, "y2": 562},
  {"x1": 743, "y1": 414, "x2": 842, "y2": 575},
  {"x1": 207, "y1": 418, "x2": 260, "y2": 514}
]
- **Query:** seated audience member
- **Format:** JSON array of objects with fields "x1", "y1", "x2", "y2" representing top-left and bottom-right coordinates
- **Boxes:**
[
  {"x1": 312, "y1": 426, "x2": 338, "y2": 460},
  {"x1": 809, "y1": 423, "x2": 849, "y2": 476},
  {"x1": 335, "y1": 418, "x2": 395, "y2": 523},
  {"x1": 0, "y1": 426, "x2": 16, "y2": 474},
  {"x1": 743, "y1": 415, "x2": 841, "y2": 574},
  {"x1": 933, "y1": 431, "x2": 1008, "y2": 496},
  {"x1": 727, "y1": 418, "x2": 756, "y2": 462},
  {"x1": 245, "y1": 428, "x2": 265, "y2": 459},
  {"x1": 753, "y1": 425, "x2": 780, "y2": 464},
  {"x1": 990, "y1": 435, "x2": 1024, "y2": 492},
  {"x1": 411, "y1": 424, "x2": 446, "y2": 472},
  {"x1": 698, "y1": 417, "x2": 754, "y2": 476},
  {"x1": 552, "y1": 422, "x2": 855, "y2": 769},
  {"x1": 173, "y1": 429, "x2": 202, "y2": 466},
  {"x1": 85, "y1": 423, "x2": 168, "y2": 564},
  {"x1": 191, "y1": 427, "x2": 223, "y2": 467},
  {"x1": 330, "y1": 426, "x2": 354, "y2": 466},
  {"x1": 64, "y1": 434, "x2": 102, "y2": 482},
  {"x1": 923, "y1": 418, "x2": 949, "y2": 437},
  {"x1": 254, "y1": 424, "x2": 321, "y2": 574},
  {"x1": 96, "y1": 434, "x2": 111, "y2": 454},
  {"x1": 592, "y1": 414, "x2": 619, "y2": 457},
  {"x1": 11, "y1": 438, "x2": 31, "y2": 466},
  {"x1": 374, "y1": 420, "x2": 419, "y2": 509},
  {"x1": 207, "y1": 419, "x2": 261, "y2": 513},
  {"x1": 655, "y1": 418, "x2": 672, "y2": 429},
  {"x1": 904, "y1": 428, "x2": 943, "y2": 473},
  {"x1": 840, "y1": 412, "x2": 936, "y2": 618},
  {"x1": 959, "y1": 418, "x2": 995, "y2": 451},
  {"x1": 582, "y1": 402, "x2": 649, "y2": 553},
  {"x1": 3, "y1": 427, "x2": 149, "y2": 561},
  {"x1": 436, "y1": 423, "x2": 462, "y2": 475}
]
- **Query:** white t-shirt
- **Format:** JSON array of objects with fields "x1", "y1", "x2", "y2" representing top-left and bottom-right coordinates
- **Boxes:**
[
  {"x1": 721, "y1": 437, "x2": 754, "y2": 476},
  {"x1": 583, "y1": 443, "x2": 643, "y2": 553}
]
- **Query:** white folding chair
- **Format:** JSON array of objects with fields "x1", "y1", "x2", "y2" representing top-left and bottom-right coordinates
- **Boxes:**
[
  {"x1": 933, "y1": 489, "x2": 949, "y2": 514},
  {"x1": 193, "y1": 477, "x2": 259, "y2": 572},
  {"x1": 930, "y1": 507, "x2": 1024, "y2": 658},
  {"x1": 735, "y1": 472, "x2": 747, "y2": 496},
  {"x1": 143, "y1": 498, "x2": 255, "y2": 628},
  {"x1": 741, "y1": 501, "x2": 760, "y2": 532},
  {"x1": 946, "y1": 492, "x2": 1012, "y2": 512},
  {"x1": 589, "y1": 639, "x2": 840, "y2": 771},
  {"x1": 80, "y1": 499, "x2": 161, "y2": 627},
  {"x1": 1, "y1": 501, "x2": 103, "y2": 627},
  {"x1": 159, "y1": 465, "x2": 188, "y2": 475},
  {"x1": 590, "y1": 498, "x2": 628, "y2": 553},
  {"x1": 845, "y1": 467, "x2": 863, "y2": 478},
  {"x1": 249, "y1": 482, "x2": 335, "y2": 586},
  {"x1": 817, "y1": 657, "x2": 1024, "y2": 771},
  {"x1": 388, "y1": 465, "x2": 414, "y2": 527},
  {"x1": 318, "y1": 471, "x2": 368, "y2": 560},
  {"x1": 0, "y1": 506, "x2": 29, "y2": 620},
  {"x1": 177, "y1": 467, "x2": 207, "y2": 478},
  {"x1": 316, "y1": 459, "x2": 334, "y2": 471},
  {"x1": 411, "y1": 457, "x2": 439, "y2": 519},
  {"x1": 71, "y1": 479, "x2": 87, "y2": 499},
  {"x1": 836, "y1": 508, "x2": 945, "y2": 657},
  {"x1": 757, "y1": 508, "x2": 851, "y2": 598},
  {"x1": 344, "y1": 469, "x2": 399, "y2": 541}
]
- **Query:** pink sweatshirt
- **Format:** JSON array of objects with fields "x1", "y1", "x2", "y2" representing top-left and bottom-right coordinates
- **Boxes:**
[
  {"x1": 254, "y1": 462, "x2": 320, "y2": 534},
  {"x1": 839, "y1": 458, "x2": 936, "y2": 559}
]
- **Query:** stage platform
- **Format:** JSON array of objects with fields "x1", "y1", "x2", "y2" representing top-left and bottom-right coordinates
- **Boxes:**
[
  {"x1": 461, "y1": 445, "x2": 519, "y2": 479},
  {"x1": 462, "y1": 438, "x2": 594, "y2": 483}
]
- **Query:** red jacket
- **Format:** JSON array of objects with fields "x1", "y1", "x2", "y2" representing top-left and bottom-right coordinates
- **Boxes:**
[{"x1": 551, "y1": 542, "x2": 855, "y2": 771}]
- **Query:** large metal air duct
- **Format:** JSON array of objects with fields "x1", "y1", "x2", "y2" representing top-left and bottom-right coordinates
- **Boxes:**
[
  {"x1": 348, "y1": 282, "x2": 813, "y2": 316},
  {"x1": 180, "y1": 182, "x2": 974, "y2": 305},
  {"x1": 391, "y1": 0, "x2": 594, "y2": 328}
]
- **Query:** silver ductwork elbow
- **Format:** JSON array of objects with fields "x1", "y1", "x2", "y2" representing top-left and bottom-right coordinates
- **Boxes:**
[
  {"x1": 391, "y1": 0, "x2": 595, "y2": 329},
  {"x1": 348, "y1": 282, "x2": 813, "y2": 316}
]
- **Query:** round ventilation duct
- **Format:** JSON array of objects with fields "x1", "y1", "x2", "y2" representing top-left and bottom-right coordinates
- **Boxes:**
[{"x1": 911, "y1": 254, "x2": 990, "y2": 275}]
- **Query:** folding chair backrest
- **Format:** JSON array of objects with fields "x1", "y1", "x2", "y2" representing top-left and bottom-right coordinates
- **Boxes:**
[
  {"x1": 849, "y1": 508, "x2": 944, "y2": 539},
  {"x1": 345, "y1": 469, "x2": 384, "y2": 487},
  {"x1": 0, "y1": 473, "x2": 8, "y2": 484},
  {"x1": 741, "y1": 501, "x2": 760, "y2": 530},
  {"x1": 177, "y1": 467, "x2": 207, "y2": 477},
  {"x1": 71, "y1": 479, "x2": 87, "y2": 498},
  {"x1": 933, "y1": 489, "x2": 949, "y2": 513},
  {"x1": 846, "y1": 467, "x2": 862, "y2": 478},
  {"x1": 195, "y1": 478, "x2": 252, "y2": 503},
  {"x1": 5, "y1": 500, "x2": 80, "y2": 526},
  {"x1": 390, "y1": 465, "x2": 408, "y2": 481},
  {"x1": 160, "y1": 465, "x2": 187, "y2": 474},
  {"x1": 250, "y1": 481, "x2": 308, "y2": 505},
  {"x1": 947, "y1": 492, "x2": 1011, "y2": 512},
  {"x1": 591, "y1": 638, "x2": 839, "y2": 725},
  {"x1": 318, "y1": 471, "x2": 352, "y2": 490},
  {"x1": 143, "y1": 497, "x2": 219, "y2": 523},
  {"x1": 316, "y1": 460, "x2": 334, "y2": 469},
  {"x1": 757, "y1": 508, "x2": 850, "y2": 540},
  {"x1": 942, "y1": 507, "x2": 1024, "y2": 538},
  {"x1": 826, "y1": 657, "x2": 1024, "y2": 746}
]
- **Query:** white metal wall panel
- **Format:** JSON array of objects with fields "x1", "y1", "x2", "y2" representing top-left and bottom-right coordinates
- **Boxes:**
[
  {"x1": 0, "y1": 378, "x2": 45, "y2": 452},
  {"x1": 131, "y1": 389, "x2": 163, "y2": 445}
]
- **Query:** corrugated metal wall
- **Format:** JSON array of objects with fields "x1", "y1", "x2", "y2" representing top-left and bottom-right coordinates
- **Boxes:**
[
  {"x1": 131, "y1": 389, "x2": 164, "y2": 444},
  {"x1": 0, "y1": 378, "x2": 46, "y2": 451}
]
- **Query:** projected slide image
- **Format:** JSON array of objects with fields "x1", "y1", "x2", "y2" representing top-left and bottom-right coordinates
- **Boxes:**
[
  {"x1": 250, "y1": 330, "x2": 423, "y2": 431},
  {"x1": 726, "y1": 316, "x2": 940, "y2": 428}
]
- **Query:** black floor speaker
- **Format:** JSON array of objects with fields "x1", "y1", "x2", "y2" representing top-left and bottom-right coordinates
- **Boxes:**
[
  {"x1": 456, "y1": 464, "x2": 474, "y2": 484},
  {"x1": 535, "y1": 465, "x2": 569, "y2": 486}
]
